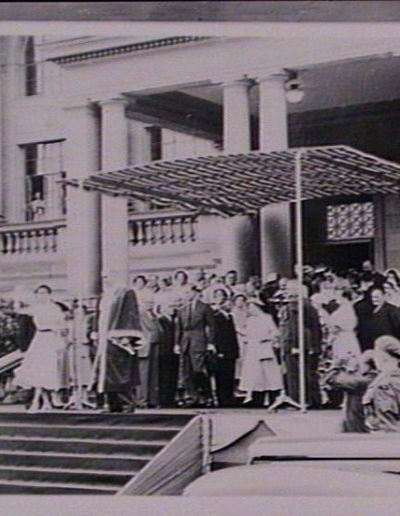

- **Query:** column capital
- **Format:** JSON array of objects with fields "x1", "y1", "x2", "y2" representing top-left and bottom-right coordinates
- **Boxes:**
[
  {"x1": 222, "y1": 77, "x2": 255, "y2": 90},
  {"x1": 98, "y1": 97, "x2": 129, "y2": 108},
  {"x1": 258, "y1": 72, "x2": 288, "y2": 87}
]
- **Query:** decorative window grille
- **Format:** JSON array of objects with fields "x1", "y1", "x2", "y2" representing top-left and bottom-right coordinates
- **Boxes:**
[{"x1": 327, "y1": 202, "x2": 374, "y2": 241}]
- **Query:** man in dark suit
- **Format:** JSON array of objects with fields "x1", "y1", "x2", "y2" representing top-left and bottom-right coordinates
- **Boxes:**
[
  {"x1": 211, "y1": 289, "x2": 239, "y2": 407},
  {"x1": 158, "y1": 303, "x2": 179, "y2": 407},
  {"x1": 175, "y1": 286, "x2": 215, "y2": 407}
]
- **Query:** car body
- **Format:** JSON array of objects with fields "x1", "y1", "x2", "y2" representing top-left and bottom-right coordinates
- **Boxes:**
[{"x1": 184, "y1": 433, "x2": 400, "y2": 496}]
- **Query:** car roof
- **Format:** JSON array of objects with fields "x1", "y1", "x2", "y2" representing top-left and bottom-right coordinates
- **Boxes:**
[
  {"x1": 183, "y1": 464, "x2": 400, "y2": 497},
  {"x1": 249, "y1": 433, "x2": 400, "y2": 460}
]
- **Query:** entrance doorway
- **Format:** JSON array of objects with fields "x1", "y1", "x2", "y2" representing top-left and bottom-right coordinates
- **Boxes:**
[{"x1": 300, "y1": 195, "x2": 374, "y2": 274}]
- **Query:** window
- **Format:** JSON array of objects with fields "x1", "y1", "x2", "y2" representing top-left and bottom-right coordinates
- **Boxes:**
[
  {"x1": 146, "y1": 126, "x2": 162, "y2": 161},
  {"x1": 21, "y1": 141, "x2": 66, "y2": 221},
  {"x1": 24, "y1": 37, "x2": 40, "y2": 96},
  {"x1": 327, "y1": 202, "x2": 374, "y2": 241}
]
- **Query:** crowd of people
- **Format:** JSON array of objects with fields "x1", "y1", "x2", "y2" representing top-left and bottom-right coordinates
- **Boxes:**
[{"x1": 4, "y1": 259, "x2": 400, "y2": 431}]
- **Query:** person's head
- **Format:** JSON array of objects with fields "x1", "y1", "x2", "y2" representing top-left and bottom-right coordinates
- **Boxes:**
[
  {"x1": 321, "y1": 272, "x2": 336, "y2": 290},
  {"x1": 374, "y1": 336, "x2": 400, "y2": 371},
  {"x1": 362, "y1": 260, "x2": 374, "y2": 272},
  {"x1": 133, "y1": 275, "x2": 147, "y2": 290},
  {"x1": 233, "y1": 294, "x2": 247, "y2": 309},
  {"x1": 103, "y1": 269, "x2": 126, "y2": 291},
  {"x1": 147, "y1": 274, "x2": 159, "y2": 290},
  {"x1": 34, "y1": 284, "x2": 52, "y2": 303},
  {"x1": 383, "y1": 281, "x2": 396, "y2": 297},
  {"x1": 371, "y1": 287, "x2": 385, "y2": 309},
  {"x1": 386, "y1": 269, "x2": 400, "y2": 288},
  {"x1": 174, "y1": 269, "x2": 189, "y2": 286},
  {"x1": 224, "y1": 270, "x2": 238, "y2": 286},
  {"x1": 213, "y1": 288, "x2": 229, "y2": 306}
]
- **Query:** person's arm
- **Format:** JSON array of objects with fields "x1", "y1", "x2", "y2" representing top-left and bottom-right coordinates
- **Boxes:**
[
  {"x1": 372, "y1": 383, "x2": 400, "y2": 431},
  {"x1": 205, "y1": 304, "x2": 217, "y2": 352}
]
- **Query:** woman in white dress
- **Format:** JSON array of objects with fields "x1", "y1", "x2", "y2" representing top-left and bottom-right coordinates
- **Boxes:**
[
  {"x1": 14, "y1": 285, "x2": 67, "y2": 412},
  {"x1": 231, "y1": 294, "x2": 248, "y2": 384},
  {"x1": 239, "y1": 300, "x2": 283, "y2": 407},
  {"x1": 324, "y1": 289, "x2": 361, "y2": 362}
]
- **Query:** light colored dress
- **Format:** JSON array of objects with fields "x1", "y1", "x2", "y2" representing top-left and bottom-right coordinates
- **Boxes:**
[
  {"x1": 14, "y1": 302, "x2": 66, "y2": 390},
  {"x1": 325, "y1": 298, "x2": 361, "y2": 361},
  {"x1": 239, "y1": 313, "x2": 283, "y2": 392},
  {"x1": 232, "y1": 306, "x2": 248, "y2": 381}
]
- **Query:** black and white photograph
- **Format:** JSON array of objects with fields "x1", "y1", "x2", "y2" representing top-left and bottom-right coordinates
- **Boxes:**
[{"x1": 0, "y1": 1, "x2": 399, "y2": 513}]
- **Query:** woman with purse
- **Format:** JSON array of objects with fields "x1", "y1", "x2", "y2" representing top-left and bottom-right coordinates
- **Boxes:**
[{"x1": 239, "y1": 300, "x2": 283, "y2": 407}]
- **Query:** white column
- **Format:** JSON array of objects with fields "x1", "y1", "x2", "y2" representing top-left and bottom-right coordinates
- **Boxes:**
[
  {"x1": 258, "y1": 74, "x2": 292, "y2": 279},
  {"x1": 222, "y1": 79, "x2": 256, "y2": 279},
  {"x1": 64, "y1": 103, "x2": 101, "y2": 298},
  {"x1": 223, "y1": 79, "x2": 252, "y2": 154},
  {"x1": 99, "y1": 98, "x2": 129, "y2": 284},
  {"x1": 259, "y1": 74, "x2": 288, "y2": 152}
]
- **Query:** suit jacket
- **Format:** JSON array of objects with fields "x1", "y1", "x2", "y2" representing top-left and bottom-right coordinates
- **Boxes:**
[
  {"x1": 138, "y1": 310, "x2": 163, "y2": 358},
  {"x1": 159, "y1": 315, "x2": 177, "y2": 356},
  {"x1": 212, "y1": 308, "x2": 239, "y2": 360},
  {"x1": 176, "y1": 299, "x2": 215, "y2": 353}
]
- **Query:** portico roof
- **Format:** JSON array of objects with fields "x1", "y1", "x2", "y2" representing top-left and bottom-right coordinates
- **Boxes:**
[{"x1": 77, "y1": 145, "x2": 400, "y2": 216}]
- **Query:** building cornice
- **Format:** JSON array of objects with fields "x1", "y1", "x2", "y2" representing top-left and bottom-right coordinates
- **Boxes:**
[{"x1": 48, "y1": 36, "x2": 211, "y2": 65}]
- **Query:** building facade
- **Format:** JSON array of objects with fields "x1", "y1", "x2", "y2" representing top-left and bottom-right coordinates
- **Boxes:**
[{"x1": 1, "y1": 34, "x2": 400, "y2": 298}]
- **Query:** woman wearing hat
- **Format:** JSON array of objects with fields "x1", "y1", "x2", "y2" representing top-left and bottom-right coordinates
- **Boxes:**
[
  {"x1": 239, "y1": 299, "x2": 283, "y2": 407},
  {"x1": 362, "y1": 335, "x2": 400, "y2": 431}
]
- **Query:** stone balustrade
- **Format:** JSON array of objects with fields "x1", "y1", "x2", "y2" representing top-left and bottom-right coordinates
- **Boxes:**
[
  {"x1": 0, "y1": 220, "x2": 66, "y2": 255},
  {"x1": 129, "y1": 211, "x2": 198, "y2": 246}
]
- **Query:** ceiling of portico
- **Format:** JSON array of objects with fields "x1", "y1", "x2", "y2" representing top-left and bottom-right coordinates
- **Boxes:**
[
  {"x1": 124, "y1": 52, "x2": 400, "y2": 144},
  {"x1": 154, "y1": 53, "x2": 400, "y2": 115}
]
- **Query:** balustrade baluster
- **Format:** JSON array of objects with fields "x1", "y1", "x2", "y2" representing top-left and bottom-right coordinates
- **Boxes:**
[
  {"x1": 34, "y1": 230, "x2": 41, "y2": 253},
  {"x1": 169, "y1": 218, "x2": 176, "y2": 243},
  {"x1": 189, "y1": 216, "x2": 197, "y2": 242},
  {"x1": 129, "y1": 222, "x2": 137, "y2": 246},
  {"x1": 17, "y1": 231, "x2": 24, "y2": 254},
  {"x1": 26, "y1": 231, "x2": 32, "y2": 253},
  {"x1": 11, "y1": 232, "x2": 18, "y2": 254},
  {"x1": 0, "y1": 233, "x2": 7, "y2": 254},
  {"x1": 159, "y1": 219, "x2": 166, "y2": 244},
  {"x1": 50, "y1": 228, "x2": 58, "y2": 252},
  {"x1": 179, "y1": 217, "x2": 186, "y2": 243},
  {"x1": 44, "y1": 230, "x2": 50, "y2": 252}
]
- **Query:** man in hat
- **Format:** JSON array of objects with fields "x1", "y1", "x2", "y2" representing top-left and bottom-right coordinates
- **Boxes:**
[{"x1": 175, "y1": 286, "x2": 216, "y2": 407}]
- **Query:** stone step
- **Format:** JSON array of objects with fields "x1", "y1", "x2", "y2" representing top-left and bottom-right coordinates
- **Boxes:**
[
  {"x1": 0, "y1": 422, "x2": 180, "y2": 441},
  {"x1": 0, "y1": 450, "x2": 150, "y2": 471},
  {"x1": 0, "y1": 411, "x2": 194, "y2": 427},
  {"x1": 0, "y1": 478, "x2": 118, "y2": 494},
  {"x1": 0, "y1": 436, "x2": 165, "y2": 456},
  {"x1": 0, "y1": 464, "x2": 133, "y2": 487}
]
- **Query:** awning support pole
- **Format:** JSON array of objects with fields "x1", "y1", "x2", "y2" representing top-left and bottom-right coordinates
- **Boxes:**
[{"x1": 295, "y1": 149, "x2": 307, "y2": 413}]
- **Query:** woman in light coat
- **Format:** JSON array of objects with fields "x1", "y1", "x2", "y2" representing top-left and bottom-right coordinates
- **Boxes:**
[{"x1": 239, "y1": 300, "x2": 283, "y2": 407}]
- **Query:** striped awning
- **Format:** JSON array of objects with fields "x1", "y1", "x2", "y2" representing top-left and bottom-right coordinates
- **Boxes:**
[{"x1": 76, "y1": 145, "x2": 400, "y2": 217}]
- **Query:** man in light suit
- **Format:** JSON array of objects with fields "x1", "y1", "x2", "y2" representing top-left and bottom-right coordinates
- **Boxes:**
[
  {"x1": 175, "y1": 286, "x2": 216, "y2": 407},
  {"x1": 137, "y1": 296, "x2": 163, "y2": 407}
]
